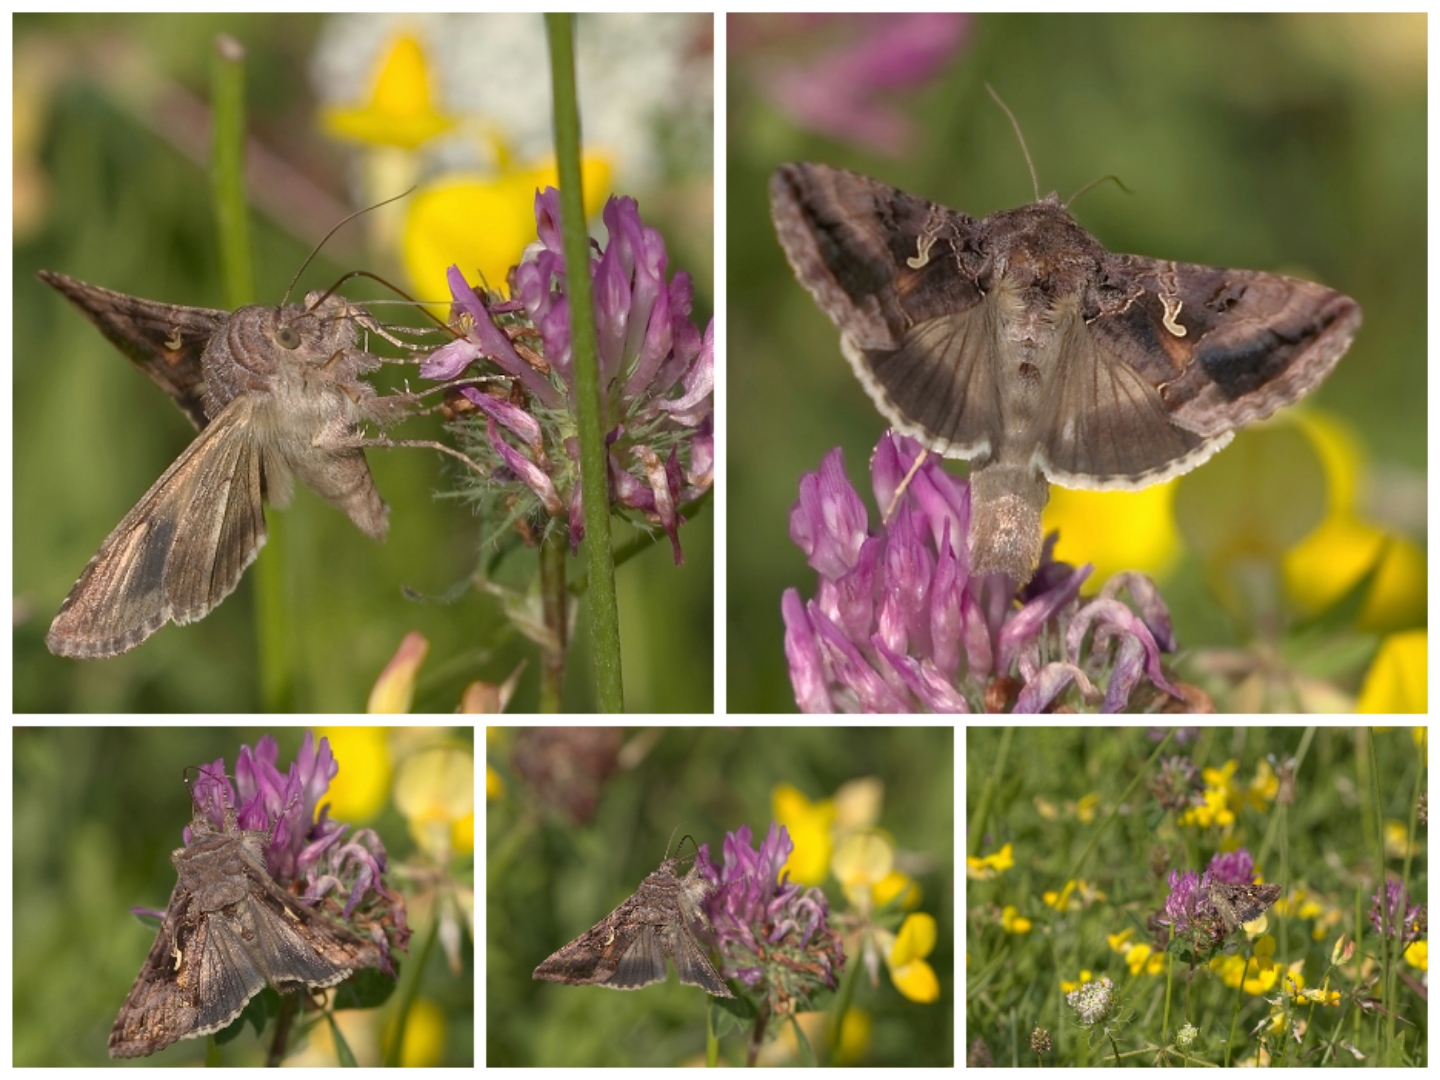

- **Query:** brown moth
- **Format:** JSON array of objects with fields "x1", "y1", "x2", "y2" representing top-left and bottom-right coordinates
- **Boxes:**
[
  {"x1": 1203, "y1": 880, "x2": 1282, "y2": 934},
  {"x1": 109, "y1": 783, "x2": 382, "y2": 1058},
  {"x1": 533, "y1": 846, "x2": 734, "y2": 998},
  {"x1": 770, "y1": 162, "x2": 1361, "y2": 584},
  {"x1": 39, "y1": 271, "x2": 418, "y2": 659}
]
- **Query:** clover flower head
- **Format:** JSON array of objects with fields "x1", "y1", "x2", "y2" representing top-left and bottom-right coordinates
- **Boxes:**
[
  {"x1": 784, "y1": 432, "x2": 1189, "y2": 713},
  {"x1": 421, "y1": 189, "x2": 712, "y2": 563},
  {"x1": 187, "y1": 732, "x2": 409, "y2": 972}
]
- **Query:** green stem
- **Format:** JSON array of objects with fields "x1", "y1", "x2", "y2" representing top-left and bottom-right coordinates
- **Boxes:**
[
  {"x1": 544, "y1": 14, "x2": 623, "y2": 712},
  {"x1": 538, "y1": 527, "x2": 567, "y2": 711},
  {"x1": 210, "y1": 35, "x2": 253, "y2": 309},
  {"x1": 384, "y1": 907, "x2": 440, "y2": 1066},
  {"x1": 210, "y1": 34, "x2": 291, "y2": 709}
]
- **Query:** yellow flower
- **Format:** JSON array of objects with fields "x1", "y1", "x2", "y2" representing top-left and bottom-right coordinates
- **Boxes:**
[
  {"x1": 401, "y1": 155, "x2": 612, "y2": 312},
  {"x1": 317, "y1": 726, "x2": 393, "y2": 821},
  {"x1": 1282, "y1": 412, "x2": 1426, "y2": 632},
  {"x1": 321, "y1": 33, "x2": 456, "y2": 149},
  {"x1": 1044, "y1": 481, "x2": 1181, "y2": 584},
  {"x1": 1403, "y1": 940, "x2": 1427, "y2": 971},
  {"x1": 1357, "y1": 630, "x2": 1427, "y2": 713},
  {"x1": 391, "y1": 996, "x2": 446, "y2": 1066},
  {"x1": 772, "y1": 783, "x2": 835, "y2": 885},
  {"x1": 967, "y1": 843, "x2": 1014, "y2": 880},
  {"x1": 874, "y1": 869, "x2": 922, "y2": 910},
  {"x1": 393, "y1": 744, "x2": 474, "y2": 858},
  {"x1": 832, "y1": 831, "x2": 893, "y2": 909},
  {"x1": 1001, "y1": 905, "x2": 1032, "y2": 934},
  {"x1": 888, "y1": 913, "x2": 940, "y2": 1003}
]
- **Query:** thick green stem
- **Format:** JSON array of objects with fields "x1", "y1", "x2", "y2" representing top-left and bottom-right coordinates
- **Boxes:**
[
  {"x1": 544, "y1": 14, "x2": 623, "y2": 711},
  {"x1": 210, "y1": 34, "x2": 292, "y2": 709}
]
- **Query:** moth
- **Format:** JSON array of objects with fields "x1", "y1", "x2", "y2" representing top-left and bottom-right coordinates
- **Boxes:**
[
  {"x1": 1202, "y1": 880, "x2": 1282, "y2": 934},
  {"x1": 770, "y1": 161, "x2": 1361, "y2": 584},
  {"x1": 533, "y1": 845, "x2": 734, "y2": 998},
  {"x1": 39, "y1": 270, "x2": 418, "y2": 658},
  {"x1": 109, "y1": 783, "x2": 381, "y2": 1058}
]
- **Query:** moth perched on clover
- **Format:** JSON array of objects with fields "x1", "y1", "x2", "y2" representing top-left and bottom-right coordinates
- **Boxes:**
[
  {"x1": 770, "y1": 95, "x2": 1359, "y2": 586},
  {"x1": 1161, "y1": 863, "x2": 1282, "y2": 968},
  {"x1": 533, "y1": 835, "x2": 734, "y2": 998},
  {"x1": 37, "y1": 257, "x2": 497, "y2": 660},
  {"x1": 109, "y1": 734, "x2": 407, "y2": 1060}
]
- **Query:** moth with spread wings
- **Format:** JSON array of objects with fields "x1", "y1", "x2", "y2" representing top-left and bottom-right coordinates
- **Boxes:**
[
  {"x1": 533, "y1": 853, "x2": 734, "y2": 998},
  {"x1": 770, "y1": 163, "x2": 1360, "y2": 585}
]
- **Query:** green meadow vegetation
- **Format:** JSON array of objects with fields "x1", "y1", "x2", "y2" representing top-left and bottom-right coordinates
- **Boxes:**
[{"x1": 966, "y1": 727, "x2": 1426, "y2": 1066}]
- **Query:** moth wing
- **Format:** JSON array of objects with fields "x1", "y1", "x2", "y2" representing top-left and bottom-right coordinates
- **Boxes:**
[
  {"x1": 532, "y1": 901, "x2": 647, "y2": 988},
  {"x1": 1048, "y1": 255, "x2": 1359, "y2": 487},
  {"x1": 860, "y1": 309, "x2": 1004, "y2": 461},
  {"x1": 38, "y1": 270, "x2": 221, "y2": 430},
  {"x1": 1096, "y1": 259, "x2": 1359, "y2": 442},
  {"x1": 1036, "y1": 302, "x2": 1230, "y2": 489},
  {"x1": 237, "y1": 886, "x2": 380, "y2": 989},
  {"x1": 46, "y1": 398, "x2": 266, "y2": 658},
  {"x1": 770, "y1": 163, "x2": 998, "y2": 460},
  {"x1": 181, "y1": 904, "x2": 273, "y2": 1042},
  {"x1": 605, "y1": 924, "x2": 670, "y2": 990},
  {"x1": 664, "y1": 921, "x2": 734, "y2": 998},
  {"x1": 109, "y1": 883, "x2": 202, "y2": 1058}
]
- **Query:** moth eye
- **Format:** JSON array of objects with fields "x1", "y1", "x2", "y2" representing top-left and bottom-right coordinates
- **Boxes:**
[{"x1": 275, "y1": 325, "x2": 301, "y2": 350}]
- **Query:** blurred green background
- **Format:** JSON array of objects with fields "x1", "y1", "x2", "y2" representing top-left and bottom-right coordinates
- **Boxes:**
[
  {"x1": 12, "y1": 726, "x2": 473, "y2": 1066},
  {"x1": 728, "y1": 14, "x2": 1425, "y2": 711},
  {"x1": 487, "y1": 726, "x2": 955, "y2": 1066},
  {"x1": 14, "y1": 13, "x2": 713, "y2": 712}
]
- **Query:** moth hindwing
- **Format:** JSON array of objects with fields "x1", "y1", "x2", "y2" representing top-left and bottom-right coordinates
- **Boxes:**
[
  {"x1": 533, "y1": 850, "x2": 734, "y2": 998},
  {"x1": 108, "y1": 797, "x2": 381, "y2": 1058}
]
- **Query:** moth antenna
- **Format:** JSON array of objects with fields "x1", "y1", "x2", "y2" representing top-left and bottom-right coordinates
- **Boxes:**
[
  {"x1": 304, "y1": 269, "x2": 462, "y2": 350},
  {"x1": 678, "y1": 835, "x2": 701, "y2": 864},
  {"x1": 1065, "y1": 173, "x2": 1134, "y2": 210},
  {"x1": 279, "y1": 187, "x2": 417, "y2": 308},
  {"x1": 664, "y1": 823, "x2": 688, "y2": 860},
  {"x1": 183, "y1": 762, "x2": 235, "y2": 795},
  {"x1": 985, "y1": 83, "x2": 1040, "y2": 203}
]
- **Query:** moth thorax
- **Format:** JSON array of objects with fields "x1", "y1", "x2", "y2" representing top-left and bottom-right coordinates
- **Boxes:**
[{"x1": 200, "y1": 306, "x2": 282, "y2": 406}]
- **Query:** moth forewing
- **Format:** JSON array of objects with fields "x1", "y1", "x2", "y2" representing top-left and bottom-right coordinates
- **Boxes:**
[{"x1": 46, "y1": 400, "x2": 266, "y2": 659}]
